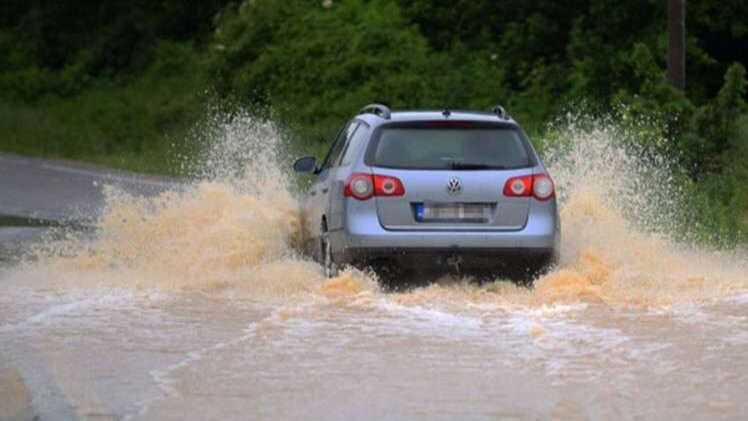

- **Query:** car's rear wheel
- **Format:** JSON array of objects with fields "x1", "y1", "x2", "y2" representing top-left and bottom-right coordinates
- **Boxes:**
[
  {"x1": 320, "y1": 223, "x2": 338, "y2": 278},
  {"x1": 520, "y1": 252, "x2": 559, "y2": 286}
]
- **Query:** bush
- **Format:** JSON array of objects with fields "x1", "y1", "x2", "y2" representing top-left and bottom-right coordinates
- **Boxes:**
[
  {"x1": 0, "y1": 40, "x2": 208, "y2": 174},
  {"x1": 209, "y1": 0, "x2": 507, "y2": 145}
]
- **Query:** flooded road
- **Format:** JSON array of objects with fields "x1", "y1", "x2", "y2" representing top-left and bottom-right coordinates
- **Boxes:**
[
  {"x1": 3, "y1": 272, "x2": 748, "y2": 420},
  {"x1": 2, "y1": 117, "x2": 748, "y2": 420}
]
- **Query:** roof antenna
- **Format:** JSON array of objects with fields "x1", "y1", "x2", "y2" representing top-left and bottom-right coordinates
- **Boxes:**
[{"x1": 442, "y1": 108, "x2": 451, "y2": 118}]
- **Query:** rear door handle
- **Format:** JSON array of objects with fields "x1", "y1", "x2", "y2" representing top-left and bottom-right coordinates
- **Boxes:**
[
  {"x1": 321, "y1": 187, "x2": 329, "y2": 194},
  {"x1": 309, "y1": 190, "x2": 317, "y2": 196}
]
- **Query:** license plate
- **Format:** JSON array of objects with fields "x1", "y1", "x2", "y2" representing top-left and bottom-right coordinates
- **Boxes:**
[{"x1": 414, "y1": 203, "x2": 490, "y2": 222}]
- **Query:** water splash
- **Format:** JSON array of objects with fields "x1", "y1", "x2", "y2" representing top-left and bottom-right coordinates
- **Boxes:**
[
  {"x1": 21, "y1": 112, "x2": 374, "y2": 299},
  {"x1": 19, "y1": 112, "x2": 748, "y2": 307},
  {"x1": 391, "y1": 115, "x2": 748, "y2": 307},
  {"x1": 531, "y1": 116, "x2": 747, "y2": 306}
]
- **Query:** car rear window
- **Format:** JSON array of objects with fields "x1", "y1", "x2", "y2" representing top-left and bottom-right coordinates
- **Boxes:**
[{"x1": 370, "y1": 125, "x2": 532, "y2": 170}]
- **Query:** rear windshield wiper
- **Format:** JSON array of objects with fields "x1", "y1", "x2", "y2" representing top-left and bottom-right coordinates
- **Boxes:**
[{"x1": 448, "y1": 162, "x2": 508, "y2": 170}]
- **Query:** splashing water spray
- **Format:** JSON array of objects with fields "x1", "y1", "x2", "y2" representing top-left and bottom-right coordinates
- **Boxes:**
[{"x1": 18, "y1": 111, "x2": 748, "y2": 307}]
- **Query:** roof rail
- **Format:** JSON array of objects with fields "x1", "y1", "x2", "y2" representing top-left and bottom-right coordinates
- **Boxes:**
[
  {"x1": 492, "y1": 105, "x2": 509, "y2": 119},
  {"x1": 359, "y1": 103, "x2": 391, "y2": 120}
]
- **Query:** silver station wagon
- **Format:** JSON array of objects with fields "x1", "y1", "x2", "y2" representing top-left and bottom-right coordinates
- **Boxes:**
[{"x1": 294, "y1": 104, "x2": 560, "y2": 286}]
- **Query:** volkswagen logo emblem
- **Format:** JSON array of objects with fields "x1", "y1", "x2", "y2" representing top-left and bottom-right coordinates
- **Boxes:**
[{"x1": 446, "y1": 176, "x2": 462, "y2": 195}]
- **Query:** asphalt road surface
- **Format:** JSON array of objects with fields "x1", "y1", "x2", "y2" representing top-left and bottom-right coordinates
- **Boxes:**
[
  {"x1": 0, "y1": 153, "x2": 178, "y2": 264},
  {"x1": 0, "y1": 153, "x2": 178, "y2": 222}
]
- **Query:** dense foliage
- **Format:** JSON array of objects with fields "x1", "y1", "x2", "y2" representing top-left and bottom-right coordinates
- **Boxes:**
[{"x1": 1, "y1": 0, "x2": 747, "y2": 240}]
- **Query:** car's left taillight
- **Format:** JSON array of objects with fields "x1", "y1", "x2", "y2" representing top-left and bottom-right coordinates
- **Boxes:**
[
  {"x1": 373, "y1": 175, "x2": 405, "y2": 197},
  {"x1": 344, "y1": 173, "x2": 405, "y2": 201},
  {"x1": 344, "y1": 173, "x2": 374, "y2": 200}
]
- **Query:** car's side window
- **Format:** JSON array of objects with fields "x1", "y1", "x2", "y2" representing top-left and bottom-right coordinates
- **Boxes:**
[
  {"x1": 338, "y1": 122, "x2": 370, "y2": 167},
  {"x1": 333, "y1": 122, "x2": 360, "y2": 167},
  {"x1": 321, "y1": 121, "x2": 360, "y2": 171},
  {"x1": 319, "y1": 122, "x2": 353, "y2": 171}
]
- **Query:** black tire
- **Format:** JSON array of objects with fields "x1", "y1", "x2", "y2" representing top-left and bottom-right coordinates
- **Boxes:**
[
  {"x1": 319, "y1": 222, "x2": 338, "y2": 278},
  {"x1": 521, "y1": 252, "x2": 559, "y2": 286}
]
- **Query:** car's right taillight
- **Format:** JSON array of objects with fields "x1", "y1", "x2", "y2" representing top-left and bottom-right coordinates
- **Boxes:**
[
  {"x1": 503, "y1": 174, "x2": 555, "y2": 201},
  {"x1": 531, "y1": 174, "x2": 554, "y2": 200}
]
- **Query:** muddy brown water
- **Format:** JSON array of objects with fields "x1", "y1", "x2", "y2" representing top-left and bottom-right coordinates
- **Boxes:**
[
  {"x1": 2, "y1": 270, "x2": 748, "y2": 420},
  {"x1": 2, "y1": 180, "x2": 747, "y2": 420}
]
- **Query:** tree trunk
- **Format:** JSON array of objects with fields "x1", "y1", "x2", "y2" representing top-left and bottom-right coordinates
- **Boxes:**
[{"x1": 667, "y1": 0, "x2": 686, "y2": 90}]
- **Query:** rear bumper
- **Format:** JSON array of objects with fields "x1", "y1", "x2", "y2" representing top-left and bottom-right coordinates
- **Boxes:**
[
  {"x1": 323, "y1": 190, "x2": 560, "y2": 270},
  {"x1": 331, "y1": 199, "x2": 560, "y2": 265}
]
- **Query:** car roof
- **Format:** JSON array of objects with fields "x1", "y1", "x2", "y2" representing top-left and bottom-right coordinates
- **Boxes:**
[{"x1": 355, "y1": 110, "x2": 519, "y2": 128}]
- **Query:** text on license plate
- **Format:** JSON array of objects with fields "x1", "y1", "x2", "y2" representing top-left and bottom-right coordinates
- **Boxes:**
[{"x1": 414, "y1": 203, "x2": 491, "y2": 222}]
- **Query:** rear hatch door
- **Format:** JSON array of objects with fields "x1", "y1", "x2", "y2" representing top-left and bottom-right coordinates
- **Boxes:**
[
  {"x1": 374, "y1": 169, "x2": 530, "y2": 231},
  {"x1": 367, "y1": 121, "x2": 535, "y2": 231}
]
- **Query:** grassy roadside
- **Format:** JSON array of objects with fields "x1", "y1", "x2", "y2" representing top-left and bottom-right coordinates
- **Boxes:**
[
  {"x1": 0, "y1": 42, "x2": 206, "y2": 176},
  {"x1": 0, "y1": 102, "x2": 177, "y2": 175}
]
